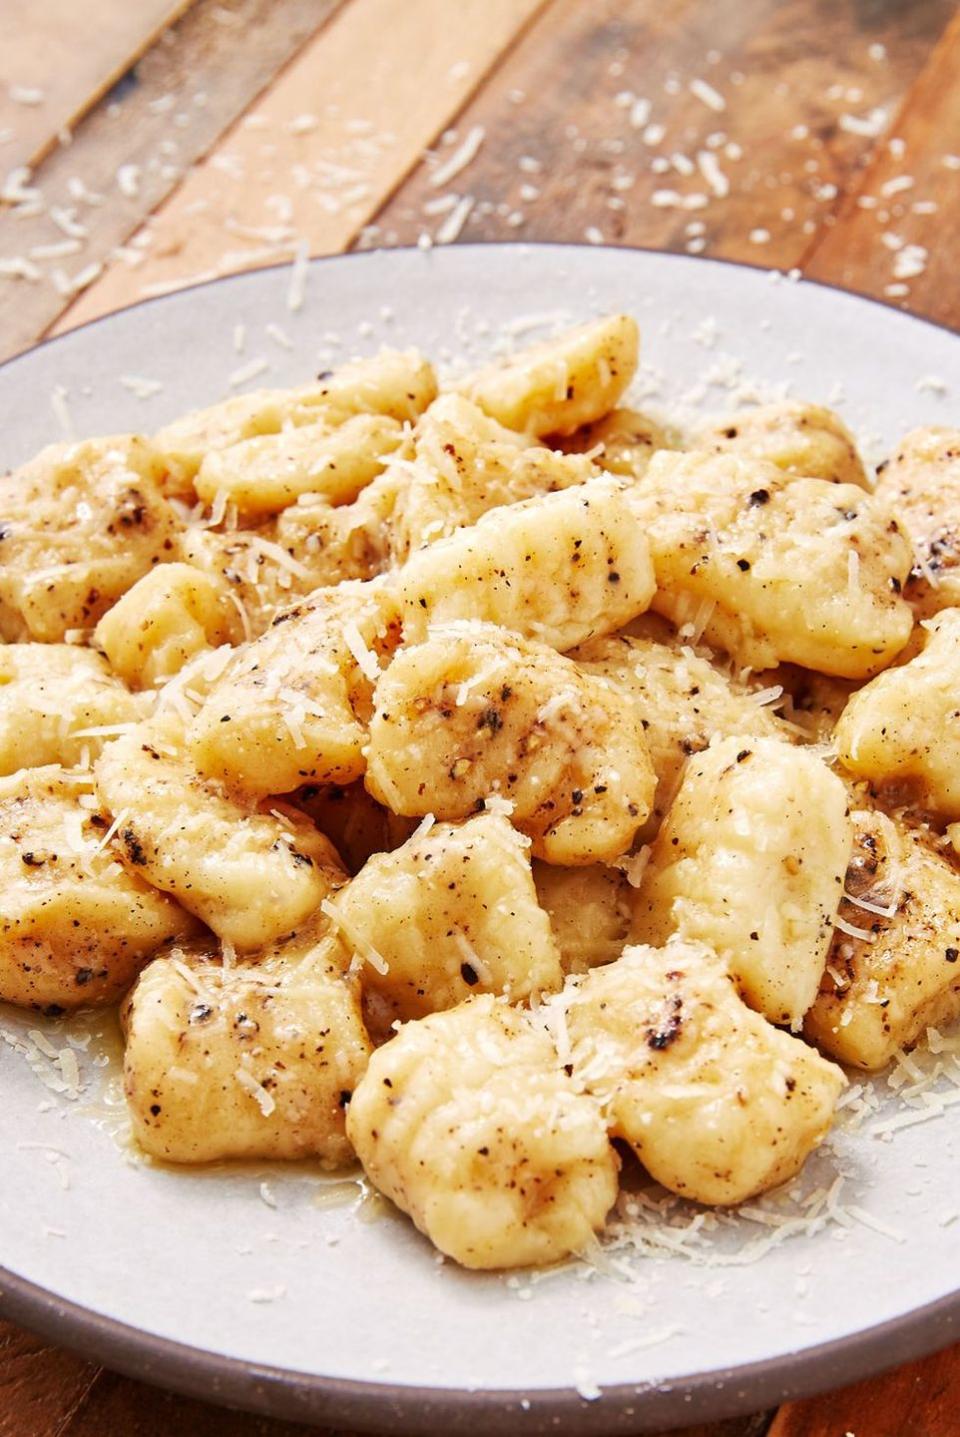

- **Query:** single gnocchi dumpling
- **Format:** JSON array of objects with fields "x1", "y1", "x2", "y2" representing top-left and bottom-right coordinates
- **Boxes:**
[
  {"x1": 532, "y1": 861, "x2": 632, "y2": 973},
  {"x1": 366, "y1": 623, "x2": 656, "y2": 864},
  {"x1": 396, "y1": 479, "x2": 656, "y2": 652},
  {"x1": 561, "y1": 406, "x2": 667, "y2": 479},
  {"x1": 631, "y1": 451, "x2": 913, "y2": 676},
  {"x1": 631, "y1": 737, "x2": 851, "y2": 1026},
  {"x1": 122, "y1": 926, "x2": 371, "y2": 1163},
  {"x1": 272, "y1": 465, "x2": 402, "y2": 590},
  {"x1": 154, "y1": 350, "x2": 437, "y2": 491},
  {"x1": 694, "y1": 401, "x2": 869, "y2": 488},
  {"x1": 460, "y1": 314, "x2": 639, "y2": 437},
  {"x1": 0, "y1": 436, "x2": 180, "y2": 643},
  {"x1": 0, "y1": 644, "x2": 150, "y2": 774},
  {"x1": 558, "y1": 938, "x2": 845, "y2": 1205},
  {"x1": 0, "y1": 766, "x2": 197, "y2": 1010},
  {"x1": 571, "y1": 632, "x2": 790, "y2": 825},
  {"x1": 347, "y1": 994, "x2": 619, "y2": 1269},
  {"x1": 387, "y1": 394, "x2": 596, "y2": 562},
  {"x1": 326, "y1": 811, "x2": 562, "y2": 1034},
  {"x1": 194, "y1": 413, "x2": 406, "y2": 520},
  {"x1": 834, "y1": 608, "x2": 960, "y2": 818},
  {"x1": 94, "y1": 562, "x2": 244, "y2": 689},
  {"x1": 180, "y1": 526, "x2": 328, "y2": 636},
  {"x1": 95, "y1": 715, "x2": 346, "y2": 950},
  {"x1": 189, "y1": 579, "x2": 400, "y2": 800},
  {"x1": 872, "y1": 427, "x2": 960, "y2": 618},
  {"x1": 805, "y1": 809, "x2": 960, "y2": 1069}
]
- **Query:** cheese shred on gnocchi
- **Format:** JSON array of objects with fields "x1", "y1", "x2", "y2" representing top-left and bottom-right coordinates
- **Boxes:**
[{"x1": 0, "y1": 315, "x2": 952, "y2": 1271}]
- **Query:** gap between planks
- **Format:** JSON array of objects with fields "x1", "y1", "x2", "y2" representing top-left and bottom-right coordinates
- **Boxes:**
[
  {"x1": 54, "y1": 0, "x2": 554, "y2": 332},
  {"x1": 0, "y1": 0, "x2": 349, "y2": 363},
  {"x1": 0, "y1": 0, "x2": 197, "y2": 174},
  {"x1": 803, "y1": 6, "x2": 960, "y2": 329}
]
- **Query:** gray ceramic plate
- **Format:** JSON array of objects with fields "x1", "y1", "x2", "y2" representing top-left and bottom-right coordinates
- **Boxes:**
[{"x1": 1, "y1": 244, "x2": 959, "y2": 1434}]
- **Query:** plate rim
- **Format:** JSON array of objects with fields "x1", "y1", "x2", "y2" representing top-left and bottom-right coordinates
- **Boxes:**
[
  {"x1": 1, "y1": 1258, "x2": 958, "y2": 1432},
  {"x1": 2, "y1": 237, "x2": 958, "y2": 379},
  {"x1": 1, "y1": 241, "x2": 958, "y2": 1431}
]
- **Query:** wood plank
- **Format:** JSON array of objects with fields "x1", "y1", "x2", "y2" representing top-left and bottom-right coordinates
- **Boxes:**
[
  {"x1": 0, "y1": 0, "x2": 196, "y2": 173},
  {"x1": 364, "y1": 0, "x2": 955, "y2": 281},
  {"x1": 0, "y1": 1321, "x2": 97, "y2": 1437},
  {"x1": 0, "y1": 0, "x2": 348, "y2": 363},
  {"x1": 805, "y1": 8, "x2": 960, "y2": 330},
  {"x1": 768, "y1": 1340, "x2": 960, "y2": 1437},
  {"x1": 57, "y1": 0, "x2": 552, "y2": 331}
]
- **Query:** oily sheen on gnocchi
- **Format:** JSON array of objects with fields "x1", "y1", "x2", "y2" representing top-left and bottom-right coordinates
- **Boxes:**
[{"x1": 1, "y1": 312, "x2": 954, "y2": 1273}]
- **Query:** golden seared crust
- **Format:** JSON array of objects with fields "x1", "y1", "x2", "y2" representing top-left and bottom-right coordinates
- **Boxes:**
[
  {"x1": 631, "y1": 737, "x2": 852, "y2": 1026},
  {"x1": 805, "y1": 809, "x2": 960, "y2": 1069},
  {"x1": 631, "y1": 451, "x2": 913, "y2": 676},
  {"x1": 365, "y1": 623, "x2": 656, "y2": 865},
  {"x1": 0, "y1": 765, "x2": 198, "y2": 1010},
  {"x1": 460, "y1": 314, "x2": 639, "y2": 438},
  {"x1": 558, "y1": 938, "x2": 845, "y2": 1205},
  {"x1": 695, "y1": 401, "x2": 869, "y2": 487},
  {"x1": 0, "y1": 436, "x2": 180, "y2": 643},
  {"x1": 327, "y1": 811, "x2": 562, "y2": 1035},
  {"x1": 347, "y1": 995, "x2": 619, "y2": 1269},
  {"x1": 122, "y1": 928, "x2": 371, "y2": 1163}
]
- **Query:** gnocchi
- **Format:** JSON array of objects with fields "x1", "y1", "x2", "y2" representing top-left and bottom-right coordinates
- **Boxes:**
[
  {"x1": 346, "y1": 995, "x2": 619, "y2": 1269},
  {"x1": 3, "y1": 313, "x2": 953, "y2": 1277},
  {"x1": 95, "y1": 715, "x2": 346, "y2": 950},
  {"x1": 630, "y1": 451, "x2": 913, "y2": 676},
  {"x1": 326, "y1": 811, "x2": 562, "y2": 1034},
  {"x1": 631, "y1": 737, "x2": 852, "y2": 1026},
  {"x1": 558, "y1": 938, "x2": 846, "y2": 1205},
  {"x1": 123, "y1": 925, "x2": 370, "y2": 1163},
  {"x1": 365, "y1": 622, "x2": 656, "y2": 864},
  {"x1": 0, "y1": 765, "x2": 197, "y2": 1010},
  {"x1": 0, "y1": 644, "x2": 149, "y2": 773},
  {"x1": 395, "y1": 479, "x2": 656, "y2": 651}
]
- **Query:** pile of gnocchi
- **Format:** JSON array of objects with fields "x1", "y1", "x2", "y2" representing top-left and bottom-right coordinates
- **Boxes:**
[{"x1": 2, "y1": 313, "x2": 959, "y2": 1272}]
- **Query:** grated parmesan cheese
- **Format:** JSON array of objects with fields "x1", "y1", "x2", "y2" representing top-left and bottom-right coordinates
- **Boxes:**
[
  {"x1": 235, "y1": 1066, "x2": 276, "y2": 1117},
  {"x1": 429, "y1": 126, "x2": 485, "y2": 189}
]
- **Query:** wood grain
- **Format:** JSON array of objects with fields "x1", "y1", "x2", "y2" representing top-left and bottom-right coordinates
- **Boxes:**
[
  {"x1": 365, "y1": 0, "x2": 955, "y2": 279},
  {"x1": 58, "y1": 0, "x2": 551, "y2": 329},
  {"x1": 0, "y1": 1322, "x2": 97, "y2": 1437},
  {"x1": 0, "y1": 0, "x2": 348, "y2": 362},
  {"x1": 768, "y1": 1341, "x2": 960, "y2": 1437},
  {"x1": 0, "y1": 0, "x2": 196, "y2": 172},
  {"x1": 805, "y1": 7, "x2": 960, "y2": 329}
]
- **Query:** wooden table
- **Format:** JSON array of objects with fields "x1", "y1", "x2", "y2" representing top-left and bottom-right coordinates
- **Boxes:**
[{"x1": 1, "y1": 1, "x2": 959, "y2": 1432}]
